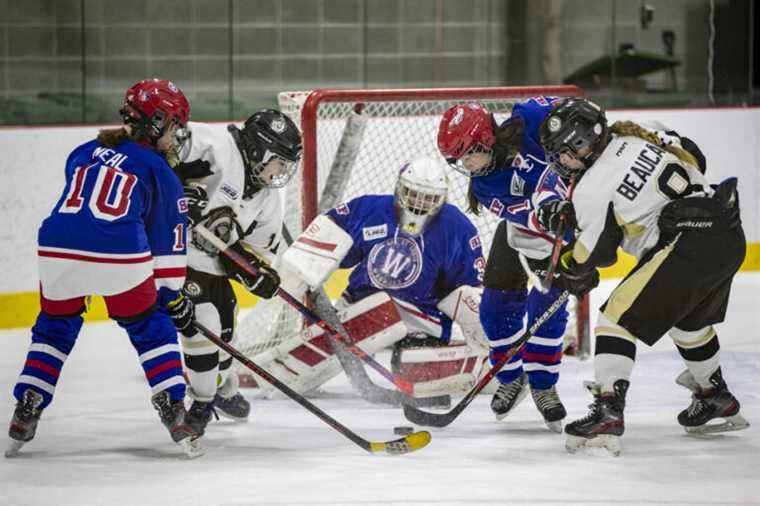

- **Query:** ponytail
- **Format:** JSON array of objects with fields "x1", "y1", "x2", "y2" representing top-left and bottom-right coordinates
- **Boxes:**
[
  {"x1": 610, "y1": 121, "x2": 699, "y2": 168},
  {"x1": 96, "y1": 127, "x2": 135, "y2": 148}
]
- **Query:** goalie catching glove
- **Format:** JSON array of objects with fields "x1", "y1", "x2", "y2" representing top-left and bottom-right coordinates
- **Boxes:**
[{"x1": 221, "y1": 240, "x2": 280, "y2": 298}]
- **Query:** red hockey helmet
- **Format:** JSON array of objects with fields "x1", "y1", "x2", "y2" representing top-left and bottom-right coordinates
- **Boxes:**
[
  {"x1": 437, "y1": 102, "x2": 495, "y2": 161},
  {"x1": 120, "y1": 79, "x2": 190, "y2": 143}
]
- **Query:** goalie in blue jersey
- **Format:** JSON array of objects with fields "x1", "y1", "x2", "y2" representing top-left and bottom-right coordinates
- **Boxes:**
[
  {"x1": 252, "y1": 155, "x2": 492, "y2": 399},
  {"x1": 437, "y1": 98, "x2": 574, "y2": 432}
]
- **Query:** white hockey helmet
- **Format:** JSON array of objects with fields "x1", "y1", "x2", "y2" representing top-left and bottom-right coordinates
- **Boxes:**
[{"x1": 394, "y1": 155, "x2": 449, "y2": 235}]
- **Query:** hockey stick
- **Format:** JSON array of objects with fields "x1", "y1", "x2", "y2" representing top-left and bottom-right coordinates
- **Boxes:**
[
  {"x1": 402, "y1": 290, "x2": 570, "y2": 427},
  {"x1": 193, "y1": 321, "x2": 431, "y2": 455},
  {"x1": 194, "y1": 224, "x2": 415, "y2": 396},
  {"x1": 401, "y1": 175, "x2": 578, "y2": 426}
]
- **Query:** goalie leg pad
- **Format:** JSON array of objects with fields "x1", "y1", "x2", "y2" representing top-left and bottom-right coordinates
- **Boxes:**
[
  {"x1": 246, "y1": 292, "x2": 408, "y2": 395},
  {"x1": 392, "y1": 339, "x2": 497, "y2": 396}
]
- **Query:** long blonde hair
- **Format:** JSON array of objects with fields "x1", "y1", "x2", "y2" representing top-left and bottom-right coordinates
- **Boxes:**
[{"x1": 610, "y1": 121, "x2": 699, "y2": 168}]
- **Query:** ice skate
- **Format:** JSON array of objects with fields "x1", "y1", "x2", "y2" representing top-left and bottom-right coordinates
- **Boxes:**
[
  {"x1": 676, "y1": 368, "x2": 749, "y2": 435},
  {"x1": 530, "y1": 384, "x2": 566, "y2": 433},
  {"x1": 185, "y1": 399, "x2": 217, "y2": 436},
  {"x1": 6, "y1": 389, "x2": 44, "y2": 458},
  {"x1": 213, "y1": 392, "x2": 251, "y2": 422},
  {"x1": 491, "y1": 373, "x2": 528, "y2": 421},
  {"x1": 565, "y1": 380, "x2": 628, "y2": 457},
  {"x1": 151, "y1": 391, "x2": 205, "y2": 459}
]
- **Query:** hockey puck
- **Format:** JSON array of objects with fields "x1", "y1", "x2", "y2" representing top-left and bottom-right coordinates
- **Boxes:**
[{"x1": 394, "y1": 426, "x2": 414, "y2": 436}]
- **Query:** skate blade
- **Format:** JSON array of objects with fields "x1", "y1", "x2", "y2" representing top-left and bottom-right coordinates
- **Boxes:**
[
  {"x1": 685, "y1": 414, "x2": 750, "y2": 435},
  {"x1": 215, "y1": 411, "x2": 249, "y2": 423},
  {"x1": 544, "y1": 419, "x2": 563, "y2": 434},
  {"x1": 179, "y1": 437, "x2": 206, "y2": 459},
  {"x1": 5, "y1": 440, "x2": 24, "y2": 458},
  {"x1": 565, "y1": 434, "x2": 621, "y2": 457}
]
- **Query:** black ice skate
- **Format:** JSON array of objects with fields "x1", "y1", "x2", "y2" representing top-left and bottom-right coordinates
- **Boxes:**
[
  {"x1": 530, "y1": 384, "x2": 567, "y2": 433},
  {"x1": 151, "y1": 391, "x2": 205, "y2": 458},
  {"x1": 491, "y1": 373, "x2": 528, "y2": 421},
  {"x1": 565, "y1": 379, "x2": 629, "y2": 457},
  {"x1": 185, "y1": 399, "x2": 218, "y2": 436},
  {"x1": 676, "y1": 368, "x2": 749, "y2": 435},
  {"x1": 214, "y1": 392, "x2": 251, "y2": 422},
  {"x1": 6, "y1": 389, "x2": 44, "y2": 457}
]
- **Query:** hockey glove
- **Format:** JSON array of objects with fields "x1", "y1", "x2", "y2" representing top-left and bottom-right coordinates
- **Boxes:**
[
  {"x1": 167, "y1": 292, "x2": 197, "y2": 337},
  {"x1": 173, "y1": 159, "x2": 213, "y2": 185},
  {"x1": 537, "y1": 199, "x2": 576, "y2": 234},
  {"x1": 220, "y1": 241, "x2": 281, "y2": 299},
  {"x1": 184, "y1": 184, "x2": 209, "y2": 227},
  {"x1": 554, "y1": 249, "x2": 599, "y2": 297}
]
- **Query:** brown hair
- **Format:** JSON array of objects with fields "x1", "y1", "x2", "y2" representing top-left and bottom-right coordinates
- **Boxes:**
[
  {"x1": 466, "y1": 116, "x2": 525, "y2": 215},
  {"x1": 96, "y1": 127, "x2": 134, "y2": 148},
  {"x1": 609, "y1": 121, "x2": 699, "y2": 168}
]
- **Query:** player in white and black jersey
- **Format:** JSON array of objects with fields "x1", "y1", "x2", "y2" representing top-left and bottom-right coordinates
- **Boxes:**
[
  {"x1": 538, "y1": 98, "x2": 748, "y2": 456},
  {"x1": 170, "y1": 110, "x2": 302, "y2": 435}
]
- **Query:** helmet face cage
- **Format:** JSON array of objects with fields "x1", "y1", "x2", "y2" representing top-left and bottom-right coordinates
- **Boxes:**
[
  {"x1": 446, "y1": 142, "x2": 496, "y2": 178},
  {"x1": 238, "y1": 109, "x2": 302, "y2": 190},
  {"x1": 540, "y1": 98, "x2": 607, "y2": 180},
  {"x1": 394, "y1": 158, "x2": 449, "y2": 235}
]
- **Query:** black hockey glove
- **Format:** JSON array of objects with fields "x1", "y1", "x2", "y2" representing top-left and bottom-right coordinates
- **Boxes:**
[
  {"x1": 554, "y1": 249, "x2": 599, "y2": 297},
  {"x1": 537, "y1": 199, "x2": 576, "y2": 234},
  {"x1": 220, "y1": 241, "x2": 281, "y2": 299},
  {"x1": 184, "y1": 185, "x2": 209, "y2": 227},
  {"x1": 167, "y1": 292, "x2": 197, "y2": 337},
  {"x1": 173, "y1": 159, "x2": 214, "y2": 185}
]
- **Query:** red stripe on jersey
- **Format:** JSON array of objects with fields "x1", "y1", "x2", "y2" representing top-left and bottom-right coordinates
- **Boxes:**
[
  {"x1": 522, "y1": 350, "x2": 563, "y2": 364},
  {"x1": 154, "y1": 267, "x2": 187, "y2": 279},
  {"x1": 25, "y1": 359, "x2": 60, "y2": 378},
  {"x1": 296, "y1": 236, "x2": 337, "y2": 252},
  {"x1": 146, "y1": 359, "x2": 183, "y2": 380},
  {"x1": 38, "y1": 250, "x2": 153, "y2": 264}
]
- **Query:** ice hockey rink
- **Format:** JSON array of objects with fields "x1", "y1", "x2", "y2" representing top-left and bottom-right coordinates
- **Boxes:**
[{"x1": 0, "y1": 275, "x2": 757, "y2": 506}]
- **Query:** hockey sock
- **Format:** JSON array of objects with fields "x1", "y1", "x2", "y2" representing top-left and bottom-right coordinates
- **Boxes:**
[
  {"x1": 480, "y1": 288, "x2": 527, "y2": 384},
  {"x1": 594, "y1": 334, "x2": 636, "y2": 393},
  {"x1": 672, "y1": 328, "x2": 721, "y2": 389},
  {"x1": 524, "y1": 287, "x2": 568, "y2": 389},
  {"x1": 13, "y1": 312, "x2": 83, "y2": 410},
  {"x1": 122, "y1": 311, "x2": 186, "y2": 402}
]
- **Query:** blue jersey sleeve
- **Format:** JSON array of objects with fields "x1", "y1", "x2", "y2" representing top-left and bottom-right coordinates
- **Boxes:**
[{"x1": 143, "y1": 157, "x2": 188, "y2": 306}]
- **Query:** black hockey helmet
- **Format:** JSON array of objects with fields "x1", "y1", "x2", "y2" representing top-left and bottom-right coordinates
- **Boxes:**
[
  {"x1": 228, "y1": 109, "x2": 302, "y2": 193},
  {"x1": 539, "y1": 97, "x2": 608, "y2": 179}
]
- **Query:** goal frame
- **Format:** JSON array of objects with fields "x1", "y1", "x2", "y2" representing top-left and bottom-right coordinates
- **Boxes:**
[{"x1": 297, "y1": 85, "x2": 584, "y2": 230}]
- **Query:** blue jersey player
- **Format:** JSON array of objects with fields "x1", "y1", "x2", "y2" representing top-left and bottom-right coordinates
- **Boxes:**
[
  {"x1": 262, "y1": 156, "x2": 490, "y2": 397},
  {"x1": 437, "y1": 98, "x2": 573, "y2": 432},
  {"x1": 6, "y1": 79, "x2": 203, "y2": 458}
]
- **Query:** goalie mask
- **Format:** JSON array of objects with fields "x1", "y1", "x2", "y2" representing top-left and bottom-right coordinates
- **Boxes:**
[
  {"x1": 394, "y1": 156, "x2": 449, "y2": 236},
  {"x1": 228, "y1": 109, "x2": 303, "y2": 196}
]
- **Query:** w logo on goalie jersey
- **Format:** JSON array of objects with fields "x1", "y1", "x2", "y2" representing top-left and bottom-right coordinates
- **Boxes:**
[{"x1": 367, "y1": 236, "x2": 423, "y2": 290}]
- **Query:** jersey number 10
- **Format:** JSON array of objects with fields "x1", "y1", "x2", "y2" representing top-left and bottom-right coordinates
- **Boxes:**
[{"x1": 59, "y1": 163, "x2": 137, "y2": 221}]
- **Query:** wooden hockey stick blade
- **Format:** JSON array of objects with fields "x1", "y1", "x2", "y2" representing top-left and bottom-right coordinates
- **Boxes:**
[
  {"x1": 193, "y1": 321, "x2": 431, "y2": 455},
  {"x1": 402, "y1": 291, "x2": 570, "y2": 428}
]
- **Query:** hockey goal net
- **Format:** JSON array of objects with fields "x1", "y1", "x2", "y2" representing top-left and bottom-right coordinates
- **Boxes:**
[{"x1": 236, "y1": 86, "x2": 590, "y2": 385}]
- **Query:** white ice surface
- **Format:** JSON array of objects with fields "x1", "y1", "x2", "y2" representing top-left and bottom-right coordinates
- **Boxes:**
[{"x1": 1, "y1": 275, "x2": 759, "y2": 506}]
